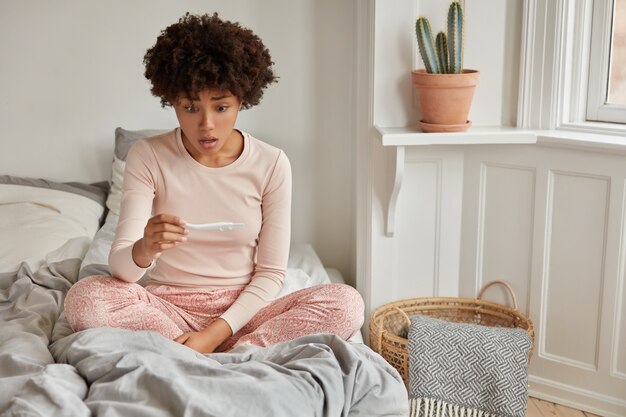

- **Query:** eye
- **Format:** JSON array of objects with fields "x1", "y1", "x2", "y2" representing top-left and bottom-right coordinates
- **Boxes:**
[
  {"x1": 184, "y1": 104, "x2": 198, "y2": 113},
  {"x1": 216, "y1": 105, "x2": 229, "y2": 113}
]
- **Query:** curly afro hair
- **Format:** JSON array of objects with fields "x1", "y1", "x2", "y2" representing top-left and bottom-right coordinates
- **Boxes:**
[{"x1": 143, "y1": 13, "x2": 277, "y2": 108}]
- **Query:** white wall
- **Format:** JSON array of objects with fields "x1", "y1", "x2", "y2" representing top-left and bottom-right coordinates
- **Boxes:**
[{"x1": 0, "y1": 0, "x2": 356, "y2": 281}]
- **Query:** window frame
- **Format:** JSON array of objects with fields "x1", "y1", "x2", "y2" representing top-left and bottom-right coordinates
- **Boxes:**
[
  {"x1": 587, "y1": 0, "x2": 626, "y2": 124},
  {"x1": 518, "y1": 0, "x2": 626, "y2": 134}
]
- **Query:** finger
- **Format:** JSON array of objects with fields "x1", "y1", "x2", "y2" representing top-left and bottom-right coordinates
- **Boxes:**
[
  {"x1": 174, "y1": 333, "x2": 189, "y2": 343},
  {"x1": 149, "y1": 242, "x2": 180, "y2": 253},
  {"x1": 151, "y1": 231, "x2": 188, "y2": 243},
  {"x1": 154, "y1": 242, "x2": 181, "y2": 251},
  {"x1": 150, "y1": 222, "x2": 188, "y2": 234},
  {"x1": 152, "y1": 214, "x2": 186, "y2": 227},
  {"x1": 146, "y1": 223, "x2": 189, "y2": 236},
  {"x1": 146, "y1": 223, "x2": 186, "y2": 236},
  {"x1": 144, "y1": 232, "x2": 186, "y2": 250}
]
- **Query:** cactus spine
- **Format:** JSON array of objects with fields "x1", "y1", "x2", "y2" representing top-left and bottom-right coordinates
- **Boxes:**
[{"x1": 415, "y1": 1, "x2": 464, "y2": 74}]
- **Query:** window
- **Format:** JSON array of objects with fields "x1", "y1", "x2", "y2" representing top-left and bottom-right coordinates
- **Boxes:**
[
  {"x1": 608, "y1": 0, "x2": 626, "y2": 104},
  {"x1": 587, "y1": 0, "x2": 626, "y2": 124}
]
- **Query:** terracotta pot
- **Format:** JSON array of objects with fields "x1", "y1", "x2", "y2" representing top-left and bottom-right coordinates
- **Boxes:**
[{"x1": 411, "y1": 69, "x2": 480, "y2": 133}]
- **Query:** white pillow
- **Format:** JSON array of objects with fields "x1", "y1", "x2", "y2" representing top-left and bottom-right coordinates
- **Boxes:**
[
  {"x1": 276, "y1": 268, "x2": 313, "y2": 298},
  {"x1": 287, "y1": 243, "x2": 332, "y2": 286},
  {"x1": 105, "y1": 157, "x2": 126, "y2": 216},
  {"x1": 0, "y1": 184, "x2": 105, "y2": 270}
]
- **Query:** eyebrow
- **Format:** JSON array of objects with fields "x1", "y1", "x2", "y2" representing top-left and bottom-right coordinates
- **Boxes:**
[
  {"x1": 185, "y1": 94, "x2": 233, "y2": 102},
  {"x1": 210, "y1": 95, "x2": 232, "y2": 101}
]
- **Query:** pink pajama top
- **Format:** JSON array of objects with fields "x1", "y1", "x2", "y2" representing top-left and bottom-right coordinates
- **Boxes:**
[{"x1": 109, "y1": 128, "x2": 292, "y2": 334}]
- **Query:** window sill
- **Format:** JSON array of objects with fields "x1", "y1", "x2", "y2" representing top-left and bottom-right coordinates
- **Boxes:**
[
  {"x1": 545, "y1": 122, "x2": 626, "y2": 154},
  {"x1": 374, "y1": 124, "x2": 626, "y2": 153},
  {"x1": 375, "y1": 125, "x2": 536, "y2": 146}
]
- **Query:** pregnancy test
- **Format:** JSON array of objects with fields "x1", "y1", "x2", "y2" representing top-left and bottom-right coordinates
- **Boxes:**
[{"x1": 185, "y1": 222, "x2": 244, "y2": 231}]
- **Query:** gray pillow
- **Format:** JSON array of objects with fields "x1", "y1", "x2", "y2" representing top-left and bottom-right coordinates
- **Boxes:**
[{"x1": 114, "y1": 127, "x2": 169, "y2": 161}]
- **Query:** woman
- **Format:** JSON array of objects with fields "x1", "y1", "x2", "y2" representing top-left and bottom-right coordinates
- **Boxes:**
[{"x1": 64, "y1": 13, "x2": 363, "y2": 354}]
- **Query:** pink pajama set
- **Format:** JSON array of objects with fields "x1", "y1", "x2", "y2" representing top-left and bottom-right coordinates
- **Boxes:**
[{"x1": 64, "y1": 129, "x2": 363, "y2": 351}]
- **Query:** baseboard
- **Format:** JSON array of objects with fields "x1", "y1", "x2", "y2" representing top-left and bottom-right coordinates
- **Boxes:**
[{"x1": 528, "y1": 375, "x2": 626, "y2": 417}]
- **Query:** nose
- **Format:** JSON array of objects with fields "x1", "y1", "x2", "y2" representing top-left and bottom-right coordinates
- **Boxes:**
[{"x1": 199, "y1": 110, "x2": 215, "y2": 130}]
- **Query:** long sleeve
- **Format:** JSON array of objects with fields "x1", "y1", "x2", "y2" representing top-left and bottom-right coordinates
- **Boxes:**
[
  {"x1": 108, "y1": 140, "x2": 157, "y2": 282},
  {"x1": 219, "y1": 151, "x2": 292, "y2": 333}
]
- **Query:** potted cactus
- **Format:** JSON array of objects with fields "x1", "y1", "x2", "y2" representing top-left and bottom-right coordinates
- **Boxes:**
[{"x1": 412, "y1": 1, "x2": 479, "y2": 132}]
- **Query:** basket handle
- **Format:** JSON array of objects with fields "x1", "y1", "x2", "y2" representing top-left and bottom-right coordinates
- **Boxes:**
[
  {"x1": 477, "y1": 280, "x2": 518, "y2": 310},
  {"x1": 378, "y1": 306, "x2": 411, "y2": 349},
  {"x1": 376, "y1": 307, "x2": 412, "y2": 349},
  {"x1": 393, "y1": 306, "x2": 411, "y2": 328}
]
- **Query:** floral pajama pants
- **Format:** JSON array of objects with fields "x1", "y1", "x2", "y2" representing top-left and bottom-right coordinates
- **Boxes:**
[{"x1": 64, "y1": 276, "x2": 364, "y2": 351}]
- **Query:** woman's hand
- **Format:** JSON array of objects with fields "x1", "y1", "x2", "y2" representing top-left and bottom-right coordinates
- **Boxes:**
[
  {"x1": 132, "y1": 214, "x2": 187, "y2": 268},
  {"x1": 175, "y1": 318, "x2": 233, "y2": 354}
]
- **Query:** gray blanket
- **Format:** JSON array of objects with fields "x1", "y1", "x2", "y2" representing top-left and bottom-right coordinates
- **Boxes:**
[
  {"x1": 408, "y1": 314, "x2": 532, "y2": 417},
  {"x1": 0, "y1": 238, "x2": 408, "y2": 417}
]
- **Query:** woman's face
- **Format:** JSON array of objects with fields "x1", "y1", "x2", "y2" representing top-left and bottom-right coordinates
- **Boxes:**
[{"x1": 173, "y1": 88, "x2": 242, "y2": 167}]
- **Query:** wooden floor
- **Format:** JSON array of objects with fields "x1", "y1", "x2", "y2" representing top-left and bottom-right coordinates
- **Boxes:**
[{"x1": 527, "y1": 397, "x2": 601, "y2": 417}]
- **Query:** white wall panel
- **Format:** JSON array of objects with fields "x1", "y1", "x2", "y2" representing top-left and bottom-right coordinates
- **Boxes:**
[
  {"x1": 614, "y1": 180, "x2": 626, "y2": 378},
  {"x1": 542, "y1": 171, "x2": 609, "y2": 369},
  {"x1": 456, "y1": 145, "x2": 626, "y2": 415},
  {"x1": 375, "y1": 148, "x2": 465, "y2": 302},
  {"x1": 617, "y1": 268, "x2": 626, "y2": 376},
  {"x1": 477, "y1": 163, "x2": 535, "y2": 315},
  {"x1": 393, "y1": 161, "x2": 440, "y2": 297}
]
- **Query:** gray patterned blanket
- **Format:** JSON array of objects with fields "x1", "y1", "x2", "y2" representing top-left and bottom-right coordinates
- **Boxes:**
[
  {"x1": 0, "y1": 237, "x2": 408, "y2": 416},
  {"x1": 408, "y1": 314, "x2": 532, "y2": 417}
]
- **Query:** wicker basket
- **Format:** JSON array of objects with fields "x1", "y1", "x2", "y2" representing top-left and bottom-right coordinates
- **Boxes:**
[{"x1": 369, "y1": 280, "x2": 535, "y2": 386}]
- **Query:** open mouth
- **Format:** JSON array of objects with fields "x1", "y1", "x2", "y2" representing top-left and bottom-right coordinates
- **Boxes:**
[{"x1": 199, "y1": 137, "x2": 218, "y2": 149}]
